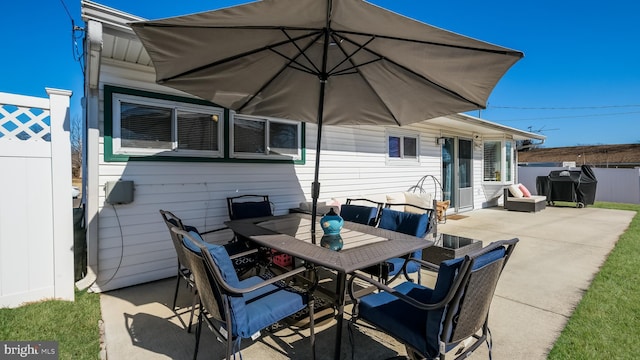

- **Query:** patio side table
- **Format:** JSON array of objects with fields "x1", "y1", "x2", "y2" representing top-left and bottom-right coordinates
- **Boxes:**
[{"x1": 423, "y1": 233, "x2": 483, "y2": 264}]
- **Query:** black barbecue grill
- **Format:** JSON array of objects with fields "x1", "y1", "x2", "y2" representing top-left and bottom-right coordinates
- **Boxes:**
[{"x1": 536, "y1": 165, "x2": 597, "y2": 208}]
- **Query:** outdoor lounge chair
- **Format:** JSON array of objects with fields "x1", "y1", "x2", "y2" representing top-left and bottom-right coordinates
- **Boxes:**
[
  {"x1": 359, "y1": 203, "x2": 436, "y2": 284},
  {"x1": 339, "y1": 198, "x2": 384, "y2": 226},
  {"x1": 173, "y1": 228, "x2": 318, "y2": 360},
  {"x1": 348, "y1": 238, "x2": 518, "y2": 360}
]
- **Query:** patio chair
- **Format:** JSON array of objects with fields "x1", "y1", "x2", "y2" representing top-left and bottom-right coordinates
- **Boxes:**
[
  {"x1": 159, "y1": 210, "x2": 201, "y2": 317},
  {"x1": 348, "y1": 238, "x2": 518, "y2": 360},
  {"x1": 339, "y1": 198, "x2": 383, "y2": 226},
  {"x1": 227, "y1": 194, "x2": 274, "y2": 220},
  {"x1": 173, "y1": 227, "x2": 318, "y2": 360},
  {"x1": 159, "y1": 210, "x2": 259, "y2": 325},
  {"x1": 226, "y1": 194, "x2": 294, "y2": 266},
  {"x1": 359, "y1": 204, "x2": 435, "y2": 284}
]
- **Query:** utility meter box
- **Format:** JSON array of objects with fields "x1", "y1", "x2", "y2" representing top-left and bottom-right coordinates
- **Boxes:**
[{"x1": 105, "y1": 180, "x2": 134, "y2": 204}]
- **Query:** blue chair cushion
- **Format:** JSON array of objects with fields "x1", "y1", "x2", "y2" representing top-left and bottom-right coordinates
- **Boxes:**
[
  {"x1": 358, "y1": 281, "x2": 433, "y2": 354},
  {"x1": 378, "y1": 208, "x2": 430, "y2": 238},
  {"x1": 231, "y1": 201, "x2": 272, "y2": 220},
  {"x1": 183, "y1": 231, "x2": 306, "y2": 338},
  {"x1": 340, "y1": 204, "x2": 378, "y2": 225},
  {"x1": 183, "y1": 231, "x2": 241, "y2": 288},
  {"x1": 377, "y1": 208, "x2": 430, "y2": 276},
  {"x1": 238, "y1": 276, "x2": 307, "y2": 338}
]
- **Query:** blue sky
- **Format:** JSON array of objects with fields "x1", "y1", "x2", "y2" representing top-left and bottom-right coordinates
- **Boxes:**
[{"x1": 2, "y1": 0, "x2": 639, "y2": 148}]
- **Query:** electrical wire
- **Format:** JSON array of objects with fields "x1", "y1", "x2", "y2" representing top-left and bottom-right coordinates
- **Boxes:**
[
  {"x1": 490, "y1": 104, "x2": 640, "y2": 110},
  {"x1": 59, "y1": 0, "x2": 85, "y2": 75},
  {"x1": 96, "y1": 204, "x2": 126, "y2": 288},
  {"x1": 495, "y1": 111, "x2": 640, "y2": 122}
]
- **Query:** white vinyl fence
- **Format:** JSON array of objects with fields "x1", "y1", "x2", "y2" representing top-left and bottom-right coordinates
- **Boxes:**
[
  {"x1": 0, "y1": 89, "x2": 74, "y2": 308},
  {"x1": 518, "y1": 166, "x2": 640, "y2": 205}
]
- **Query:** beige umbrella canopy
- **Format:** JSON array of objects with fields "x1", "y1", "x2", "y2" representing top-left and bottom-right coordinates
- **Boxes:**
[{"x1": 131, "y1": 0, "x2": 523, "y2": 231}]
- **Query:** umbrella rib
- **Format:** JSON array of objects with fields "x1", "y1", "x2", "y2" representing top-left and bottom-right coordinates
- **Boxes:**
[
  {"x1": 269, "y1": 48, "x2": 319, "y2": 76},
  {"x1": 331, "y1": 58, "x2": 381, "y2": 76},
  {"x1": 326, "y1": 33, "x2": 377, "y2": 76},
  {"x1": 237, "y1": 30, "x2": 323, "y2": 112},
  {"x1": 331, "y1": 34, "x2": 402, "y2": 126},
  {"x1": 157, "y1": 30, "x2": 322, "y2": 83},
  {"x1": 335, "y1": 29, "x2": 523, "y2": 58},
  {"x1": 281, "y1": 28, "x2": 323, "y2": 75},
  {"x1": 338, "y1": 33, "x2": 485, "y2": 108}
]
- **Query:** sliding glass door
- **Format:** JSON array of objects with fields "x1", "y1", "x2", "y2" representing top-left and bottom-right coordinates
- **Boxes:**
[{"x1": 441, "y1": 137, "x2": 473, "y2": 212}]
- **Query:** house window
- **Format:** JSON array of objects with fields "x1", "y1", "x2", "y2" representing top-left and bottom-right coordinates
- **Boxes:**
[
  {"x1": 230, "y1": 114, "x2": 302, "y2": 160},
  {"x1": 112, "y1": 93, "x2": 224, "y2": 157},
  {"x1": 483, "y1": 140, "x2": 515, "y2": 182},
  {"x1": 387, "y1": 131, "x2": 419, "y2": 162}
]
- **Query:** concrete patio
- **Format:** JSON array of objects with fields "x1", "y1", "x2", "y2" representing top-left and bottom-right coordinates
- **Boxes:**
[{"x1": 99, "y1": 205, "x2": 635, "y2": 359}]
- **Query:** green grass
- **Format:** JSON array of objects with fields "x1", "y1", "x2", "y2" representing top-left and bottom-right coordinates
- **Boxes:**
[
  {"x1": 548, "y1": 201, "x2": 640, "y2": 359},
  {"x1": 0, "y1": 288, "x2": 101, "y2": 359}
]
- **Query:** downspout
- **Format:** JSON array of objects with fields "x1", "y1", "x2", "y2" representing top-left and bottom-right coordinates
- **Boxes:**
[{"x1": 76, "y1": 19, "x2": 102, "y2": 290}]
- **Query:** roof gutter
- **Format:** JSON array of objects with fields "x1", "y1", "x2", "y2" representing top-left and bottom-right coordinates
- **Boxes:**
[
  {"x1": 81, "y1": 0, "x2": 144, "y2": 38},
  {"x1": 449, "y1": 113, "x2": 546, "y2": 142},
  {"x1": 76, "y1": 16, "x2": 103, "y2": 291}
]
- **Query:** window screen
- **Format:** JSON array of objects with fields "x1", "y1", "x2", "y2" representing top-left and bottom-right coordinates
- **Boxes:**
[
  {"x1": 269, "y1": 122, "x2": 298, "y2": 155},
  {"x1": 177, "y1": 110, "x2": 218, "y2": 151},
  {"x1": 120, "y1": 102, "x2": 172, "y2": 149},
  {"x1": 234, "y1": 118, "x2": 266, "y2": 153},
  {"x1": 483, "y1": 141, "x2": 502, "y2": 181}
]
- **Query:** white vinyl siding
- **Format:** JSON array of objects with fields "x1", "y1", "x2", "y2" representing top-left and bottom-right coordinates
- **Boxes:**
[{"x1": 89, "y1": 62, "x2": 488, "y2": 292}]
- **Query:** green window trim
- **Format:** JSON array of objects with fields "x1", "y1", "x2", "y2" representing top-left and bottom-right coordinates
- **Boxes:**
[{"x1": 103, "y1": 85, "x2": 305, "y2": 164}]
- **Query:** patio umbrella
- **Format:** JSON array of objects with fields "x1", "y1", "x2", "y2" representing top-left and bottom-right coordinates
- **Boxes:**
[{"x1": 130, "y1": 0, "x2": 523, "y2": 235}]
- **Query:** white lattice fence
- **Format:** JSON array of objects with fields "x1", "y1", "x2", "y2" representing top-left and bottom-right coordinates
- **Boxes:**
[{"x1": 0, "y1": 89, "x2": 74, "y2": 308}]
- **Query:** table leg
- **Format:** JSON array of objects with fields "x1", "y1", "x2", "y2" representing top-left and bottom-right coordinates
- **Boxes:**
[{"x1": 334, "y1": 271, "x2": 347, "y2": 360}]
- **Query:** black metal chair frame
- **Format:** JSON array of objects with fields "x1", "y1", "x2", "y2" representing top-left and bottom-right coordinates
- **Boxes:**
[
  {"x1": 173, "y1": 227, "x2": 318, "y2": 360},
  {"x1": 348, "y1": 238, "x2": 519, "y2": 360},
  {"x1": 344, "y1": 198, "x2": 384, "y2": 226},
  {"x1": 226, "y1": 194, "x2": 274, "y2": 220},
  {"x1": 159, "y1": 210, "x2": 199, "y2": 327}
]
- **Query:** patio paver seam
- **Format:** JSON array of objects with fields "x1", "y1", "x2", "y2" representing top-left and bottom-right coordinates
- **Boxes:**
[{"x1": 494, "y1": 294, "x2": 571, "y2": 318}]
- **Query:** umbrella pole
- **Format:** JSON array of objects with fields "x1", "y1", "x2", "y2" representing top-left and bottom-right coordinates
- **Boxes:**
[
  {"x1": 311, "y1": 1, "x2": 332, "y2": 242},
  {"x1": 310, "y1": 78, "x2": 326, "y2": 243}
]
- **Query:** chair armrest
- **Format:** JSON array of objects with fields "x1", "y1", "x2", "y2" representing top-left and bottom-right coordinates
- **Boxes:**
[
  {"x1": 228, "y1": 248, "x2": 259, "y2": 260},
  {"x1": 199, "y1": 226, "x2": 229, "y2": 235},
  {"x1": 348, "y1": 272, "x2": 443, "y2": 312},
  {"x1": 217, "y1": 263, "x2": 318, "y2": 296},
  {"x1": 348, "y1": 257, "x2": 473, "y2": 313},
  {"x1": 385, "y1": 256, "x2": 439, "y2": 284}
]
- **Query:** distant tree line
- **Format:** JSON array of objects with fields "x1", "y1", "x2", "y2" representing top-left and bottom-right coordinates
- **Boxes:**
[{"x1": 71, "y1": 115, "x2": 82, "y2": 178}]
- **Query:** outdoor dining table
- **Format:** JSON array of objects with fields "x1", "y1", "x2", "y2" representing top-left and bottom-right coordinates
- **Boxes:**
[{"x1": 225, "y1": 212, "x2": 434, "y2": 360}]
